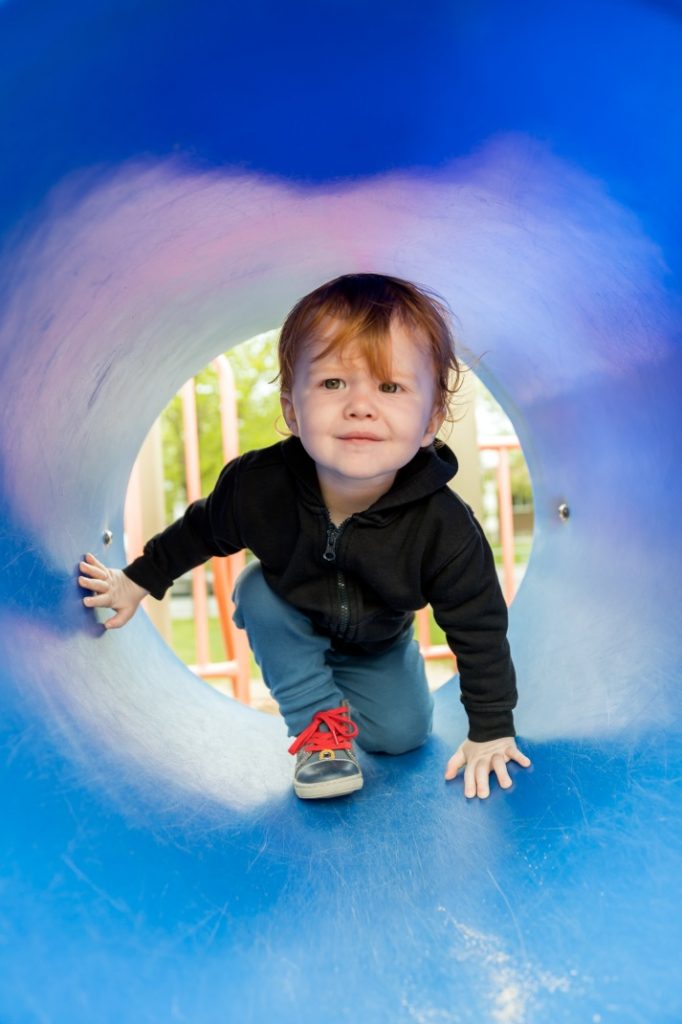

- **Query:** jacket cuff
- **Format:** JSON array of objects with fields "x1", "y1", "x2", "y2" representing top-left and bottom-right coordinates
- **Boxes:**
[
  {"x1": 466, "y1": 709, "x2": 516, "y2": 743},
  {"x1": 123, "y1": 558, "x2": 170, "y2": 602}
]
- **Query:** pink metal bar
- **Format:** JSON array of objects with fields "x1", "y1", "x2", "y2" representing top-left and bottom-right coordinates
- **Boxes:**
[
  {"x1": 496, "y1": 447, "x2": 516, "y2": 605},
  {"x1": 213, "y1": 355, "x2": 240, "y2": 463},
  {"x1": 478, "y1": 437, "x2": 522, "y2": 451},
  {"x1": 180, "y1": 380, "x2": 211, "y2": 672},
  {"x1": 478, "y1": 437, "x2": 521, "y2": 606}
]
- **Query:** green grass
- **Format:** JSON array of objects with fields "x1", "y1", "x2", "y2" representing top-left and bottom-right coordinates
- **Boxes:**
[
  {"x1": 171, "y1": 616, "x2": 262, "y2": 681},
  {"x1": 171, "y1": 617, "x2": 225, "y2": 664}
]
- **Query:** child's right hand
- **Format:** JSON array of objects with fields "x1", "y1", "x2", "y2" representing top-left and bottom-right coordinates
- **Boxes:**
[{"x1": 78, "y1": 552, "x2": 149, "y2": 629}]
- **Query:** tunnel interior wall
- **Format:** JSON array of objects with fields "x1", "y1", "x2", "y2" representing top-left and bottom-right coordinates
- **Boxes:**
[{"x1": 0, "y1": 2, "x2": 681, "y2": 1022}]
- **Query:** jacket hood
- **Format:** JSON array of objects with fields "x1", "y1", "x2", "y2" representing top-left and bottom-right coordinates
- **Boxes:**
[{"x1": 280, "y1": 436, "x2": 459, "y2": 517}]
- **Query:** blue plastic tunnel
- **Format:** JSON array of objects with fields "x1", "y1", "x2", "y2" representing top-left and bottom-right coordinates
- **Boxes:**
[{"x1": 1, "y1": 2, "x2": 681, "y2": 1021}]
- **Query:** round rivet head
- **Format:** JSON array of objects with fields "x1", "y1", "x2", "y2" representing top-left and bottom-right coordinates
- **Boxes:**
[
  {"x1": 558, "y1": 503, "x2": 570, "y2": 521},
  {"x1": 102, "y1": 530, "x2": 113, "y2": 545}
]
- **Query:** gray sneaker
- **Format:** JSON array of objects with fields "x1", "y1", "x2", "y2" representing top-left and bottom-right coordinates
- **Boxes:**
[{"x1": 288, "y1": 702, "x2": 364, "y2": 800}]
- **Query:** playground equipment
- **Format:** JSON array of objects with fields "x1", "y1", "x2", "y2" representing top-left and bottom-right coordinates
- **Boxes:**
[{"x1": 1, "y1": 1, "x2": 681, "y2": 1021}]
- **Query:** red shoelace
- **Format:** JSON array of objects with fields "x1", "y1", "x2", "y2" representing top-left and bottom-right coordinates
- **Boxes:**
[{"x1": 288, "y1": 705, "x2": 359, "y2": 756}]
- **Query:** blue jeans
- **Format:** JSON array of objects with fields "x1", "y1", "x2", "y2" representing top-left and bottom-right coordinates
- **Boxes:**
[{"x1": 232, "y1": 561, "x2": 434, "y2": 753}]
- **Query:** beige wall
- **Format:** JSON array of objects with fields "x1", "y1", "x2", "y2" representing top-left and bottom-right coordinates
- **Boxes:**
[{"x1": 135, "y1": 421, "x2": 173, "y2": 642}]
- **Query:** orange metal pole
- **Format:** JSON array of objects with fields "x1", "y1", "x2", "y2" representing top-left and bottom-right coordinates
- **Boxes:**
[
  {"x1": 211, "y1": 355, "x2": 251, "y2": 703},
  {"x1": 212, "y1": 557, "x2": 251, "y2": 702}
]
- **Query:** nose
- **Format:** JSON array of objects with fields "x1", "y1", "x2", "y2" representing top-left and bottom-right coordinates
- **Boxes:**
[{"x1": 344, "y1": 380, "x2": 378, "y2": 418}]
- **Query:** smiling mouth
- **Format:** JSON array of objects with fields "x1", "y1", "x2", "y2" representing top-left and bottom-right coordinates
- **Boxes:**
[{"x1": 338, "y1": 434, "x2": 383, "y2": 441}]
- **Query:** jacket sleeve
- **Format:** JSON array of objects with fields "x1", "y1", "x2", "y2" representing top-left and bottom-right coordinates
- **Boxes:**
[
  {"x1": 426, "y1": 512, "x2": 517, "y2": 742},
  {"x1": 122, "y1": 457, "x2": 245, "y2": 600}
]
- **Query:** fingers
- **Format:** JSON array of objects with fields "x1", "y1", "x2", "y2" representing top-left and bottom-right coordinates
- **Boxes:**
[
  {"x1": 78, "y1": 575, "x2": 108, "y2": 593},
  {"x1": 79, "y1": 558, "x2": 107, "y2": 580},
  {"x1": 492, "y1": 753, "x2": 513, "y2": 791},
  {"x1": 104, "y1": 608, "x2": 133, "y2": 630},
  {"x1": 82, "y1": 592, "x2": 115, "y2": 608},
  {"x1": 83, "y1": 553, "x2": 107, "y2": 573},
  {"x1": 509, "y1": 747, "x2": 532, "y2": 768},
  {"x1": 447, "y1": 740, "x2": 531, "y2": 799},
  {"x1": 476, "y1": 760, "x2": 491, "y2": 799},
  {"x1": 444, "y1": 749, "x2": 465, "y2": 780},
  {"x1": 78, "y1": 556, "x2": 145, "y2": 630},
  {"x1": 79, "y1": 562, "x2": 100, "y2": 579},
  {"x1": 79, "y1": 557, "x2": 115, "y2": 606},
  {"x1": 463, "y1": 764, "x2": 479, "y2": 799},
  {"x1": 462, "y1": 760, "x2": 494, "y2": 800},
  {"x1": 79, "y1": 571, "x2": 114, "y2": 607}
]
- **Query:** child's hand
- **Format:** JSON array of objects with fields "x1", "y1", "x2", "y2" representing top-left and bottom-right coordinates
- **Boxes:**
[
  {"x1": 78, "y1": 552, "x2": 149, "y2": 629},
  {"x1": 444, "y1": 736, "x2": 531, "y2": 799}
]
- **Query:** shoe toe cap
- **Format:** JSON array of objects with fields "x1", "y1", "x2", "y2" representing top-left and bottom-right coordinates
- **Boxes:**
[{"x1": 296, "y1": 756, "x2": 361, "y2": 785}]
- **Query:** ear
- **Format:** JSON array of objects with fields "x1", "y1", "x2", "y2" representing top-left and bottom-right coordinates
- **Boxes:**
[
  {"x1": 280, "y1": 392, "x2": 300, "y2": 436},
  {"x1": 421, "y1": 406, "x2": 445, "y2": 447}
]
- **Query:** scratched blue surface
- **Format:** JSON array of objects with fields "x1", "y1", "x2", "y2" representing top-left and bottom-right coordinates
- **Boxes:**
[{"x1": 1, "y1": 1, "x2": 681, "y2": 1021}]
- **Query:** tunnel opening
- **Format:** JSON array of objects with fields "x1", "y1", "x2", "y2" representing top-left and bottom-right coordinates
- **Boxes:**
[{"x1": 123, "y1": 327, "x2": 535, "y2": 709}]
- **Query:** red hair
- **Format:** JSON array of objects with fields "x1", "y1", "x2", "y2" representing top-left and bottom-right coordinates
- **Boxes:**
[{"x1": 278, "y1": 273, "x2": 462, "y2": 420}]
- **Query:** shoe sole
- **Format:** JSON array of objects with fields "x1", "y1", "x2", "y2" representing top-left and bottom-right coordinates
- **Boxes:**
[{"x1": 293, "y1": 774, "x2": 364, "y2": 800}]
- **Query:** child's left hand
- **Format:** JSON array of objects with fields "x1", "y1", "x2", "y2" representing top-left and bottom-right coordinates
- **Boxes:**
[{"x1": 444, "y1": 737, "x2": 531, "y2": 799}]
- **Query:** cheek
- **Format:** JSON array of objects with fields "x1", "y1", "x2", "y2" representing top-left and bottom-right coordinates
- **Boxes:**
[{"x1": 296, "y1": 396, "x2": 329, "y2": 433}]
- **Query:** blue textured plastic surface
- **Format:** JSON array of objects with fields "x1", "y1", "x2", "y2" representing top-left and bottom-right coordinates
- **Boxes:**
[{"x1": 1, "y1": 1, "x2": 681, "y2": 1021}]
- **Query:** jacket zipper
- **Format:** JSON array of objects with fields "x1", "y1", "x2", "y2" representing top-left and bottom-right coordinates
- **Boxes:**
[{"x1": 322, "y1": 516, "x2": 351, "y2": 635}]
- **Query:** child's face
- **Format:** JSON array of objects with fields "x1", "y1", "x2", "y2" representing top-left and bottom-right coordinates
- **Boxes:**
[{"x1": 280, "y1": 319, "x2": 443, "y2": 505}]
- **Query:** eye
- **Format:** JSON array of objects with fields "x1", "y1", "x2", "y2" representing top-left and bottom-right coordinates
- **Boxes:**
[
  {"x1": 379, "y1": 382, "x2": 400, "y2": 394},
  {"x1": 322, "y1": 378, "x2": 344, "y2": 390}
]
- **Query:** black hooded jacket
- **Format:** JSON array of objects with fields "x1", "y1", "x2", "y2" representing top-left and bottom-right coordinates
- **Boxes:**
[{"x1": 124, "y1": 437, "x2": 517, "y2": 742}]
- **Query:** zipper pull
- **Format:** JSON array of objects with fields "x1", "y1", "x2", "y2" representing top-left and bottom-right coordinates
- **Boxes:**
[{"x1": 323, "y1": 525, "x2": 337, "y2": 562}]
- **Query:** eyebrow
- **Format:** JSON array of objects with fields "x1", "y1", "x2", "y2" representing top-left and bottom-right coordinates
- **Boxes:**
[{"x1": 309, "y1": 365, "x2": 420, "y2": 388}]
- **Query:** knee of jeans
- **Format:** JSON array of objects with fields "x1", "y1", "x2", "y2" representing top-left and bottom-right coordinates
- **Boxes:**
[{"x1": 355, "y1": 705, "x2": 434, "y2": 755}]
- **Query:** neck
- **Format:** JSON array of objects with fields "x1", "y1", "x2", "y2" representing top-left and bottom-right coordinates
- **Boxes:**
[{"x1": 317, "y1": 469, "x2": 396, "y2": 526}]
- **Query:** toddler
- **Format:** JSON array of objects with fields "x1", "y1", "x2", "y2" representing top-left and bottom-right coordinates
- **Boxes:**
[{"x1": 79, "y1": 273, "x2": 531, "y2": 800}]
